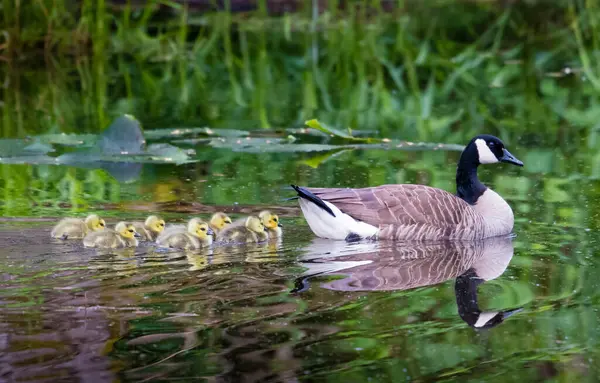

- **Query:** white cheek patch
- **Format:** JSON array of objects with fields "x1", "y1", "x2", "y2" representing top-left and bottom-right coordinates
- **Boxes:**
[
  {"x1": 474, "y1": 311, "x2": 499, "y2": 328},
  {"x1": 475, "y1": 139, "x2": 499, "y2": 164}
]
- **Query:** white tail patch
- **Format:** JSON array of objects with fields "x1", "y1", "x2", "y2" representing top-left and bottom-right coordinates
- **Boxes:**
[{"x1": 299, "y1": 198, "x2": 378, "y2": 240}]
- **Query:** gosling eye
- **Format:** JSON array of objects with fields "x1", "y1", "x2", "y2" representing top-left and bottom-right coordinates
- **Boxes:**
[
  {"x1": 128, "y1": 229, "x2": 134, "y2": 233},
  {"x1": 200, "y1": 227, "x2": 206, "y2": 231},
  {"x1": 99, "y1": 222, "x2": 105, "y2": 227},
  {"x1": 273, "y1": 218, "x2": 278, "y2": 222},
  {"x1": 160, "y1": 223, "x2": 165, "y2": 227}
]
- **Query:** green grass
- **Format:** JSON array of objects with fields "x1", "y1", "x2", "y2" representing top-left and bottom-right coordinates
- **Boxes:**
[{"x1": 2, "y1": 0, "x2": 600, "y2": 146}]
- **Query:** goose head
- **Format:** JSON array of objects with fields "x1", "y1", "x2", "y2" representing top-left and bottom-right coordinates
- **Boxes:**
[
  {"x1": 457, "y1": 135, "x2": 523, "y2": 205},
  {"x1": 467, "y1": 135, "x2": 523, "y2": 167}
]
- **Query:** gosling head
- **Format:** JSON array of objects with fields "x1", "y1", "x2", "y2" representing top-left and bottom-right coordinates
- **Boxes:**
[
  {"x1": 115, "y1": 222, "x2": 140, "y2": 239},
  {"x1": 259, "y1": 210, "x2": 282, "y2": 230},
  {"x1": 145, "y1": 215, "x2": 166, "y2": 234},
  {"x1": 210, "y1": 212, "x2": 232, "y2": 231},
  {"x1": 467, "y1": 135, "x2": 523, "y2": 167},
  {"x1": 188, "y1": 218, "x2": 213, "y2": 240},
  {"x1": 85, "y1": 214, "x2": 106, "y2": 231},
  {"x1": 245, "y1": 216, "x2": 266, "y2": 234}
]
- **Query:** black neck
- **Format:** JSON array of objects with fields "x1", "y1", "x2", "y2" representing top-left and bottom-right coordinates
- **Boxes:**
[{"x1": 456, "y1": 144, "x2": 487, "y2": 205}]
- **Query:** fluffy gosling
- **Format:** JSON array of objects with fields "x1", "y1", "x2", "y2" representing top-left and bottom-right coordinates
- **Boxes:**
[
  {"x1": 209, "y1": 212, "x2": 232, "y2": 237},
  {"x1": 156, "y1": 218, "x2": 213, "y2": 250},
  {"x1": 259, "y1": 210, "x2": 282, "y2": 238},
  {"x1": 133, "y1": 215, "x2": 166, "y2": 241},
  {"x1": 51, "y1": 214, "x2": 106, "y2": 240},
  {"x1": 83, "y1": 222, "x2": 140, "y2": 249},
  {"x1": 217, "y1": 216, "x2": 268, "y2": 243}
]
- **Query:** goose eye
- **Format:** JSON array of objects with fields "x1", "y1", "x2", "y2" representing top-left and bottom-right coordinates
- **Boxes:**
[
  {"x1": 273, "y1": 218, "x2": 278, "y2": 222},
  {"x1": 99, "y1": 222, "x2": 105, "y2": 227},
  {"x1": 200, "y1": 227, "x2": 206, "y2": 231},
  {"x1": 160, "y1": 223, "x2": 165, "y2": 227},
  {"x1": 128, "y1": 229, "x2": 134, "y2": 233}
]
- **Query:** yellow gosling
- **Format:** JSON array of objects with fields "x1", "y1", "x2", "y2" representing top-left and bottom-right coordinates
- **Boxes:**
[
  {"x1": 217, "y1": 216, "x2": 268, "y2": 244},
  {"x1": 83, "y1": 222, "x2": 140, "y2": 249},
  {"x1": 51, "y1": 214, "x2": 106, "y2": 240},
  {"x1": 209, "y1": 212, "x2": 232, "y2": 236},
  {"x1": 156, "y1": 218, "x2": 213, "y2": 250},
  {"x1": 133, "y1": 215, "x2": 166, "y2": 241},
  {"x1": 259, "y1": 210, "x2": 282, "y2": 238}
]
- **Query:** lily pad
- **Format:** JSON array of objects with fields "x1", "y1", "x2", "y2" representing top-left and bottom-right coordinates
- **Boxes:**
[
  {"x1": 145, "y1": 127, "x2": 250, "y2": 140},
  {"x1": 34, "y1": 133, "x2": 98, "y2": 147},
  {"x1": 98, "y1": 114, "x2": 146, "y2": 154}
]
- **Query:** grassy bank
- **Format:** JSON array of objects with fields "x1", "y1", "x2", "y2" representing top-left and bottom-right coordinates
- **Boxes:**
[{"x1": 1, "y1": 0, "x2": 600, "y2": 146}]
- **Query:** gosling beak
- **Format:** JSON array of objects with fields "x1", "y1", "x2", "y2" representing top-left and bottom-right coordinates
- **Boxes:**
[
  {"x1": 134, "y1": 232, "x2": 142, "y2": 238},
  {"x1": 207, "y1": 228, "x2": 214, "y2": 236},
  {"x1": 499, "y1": 148, "x2": 523, "y2": 167},
  {"x1": 278, "y1": 223, "x2": 283, "y2": 227},
  {"x1": 264, "y1": 227, "x2": 268, "y2": 232}
]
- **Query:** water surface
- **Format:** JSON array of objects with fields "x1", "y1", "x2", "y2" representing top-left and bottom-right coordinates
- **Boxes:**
[{"x1": 1, "y1": 145, "x2": 598, "y2": 382}]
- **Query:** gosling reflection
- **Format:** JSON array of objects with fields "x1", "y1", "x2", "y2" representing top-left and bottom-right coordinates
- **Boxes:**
[{"x1": 295, "y1": 235, "x2": 521, "y2": 329}]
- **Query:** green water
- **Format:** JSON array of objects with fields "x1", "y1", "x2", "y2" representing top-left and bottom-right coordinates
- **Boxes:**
[{"x1": 1, "y1": 144, "x2": 599, "y2": 382}]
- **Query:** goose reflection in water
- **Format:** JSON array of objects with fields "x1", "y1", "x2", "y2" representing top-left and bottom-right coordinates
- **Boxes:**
[{"x1": 294, "y1": 235, "x2": 522, "y2": 329}]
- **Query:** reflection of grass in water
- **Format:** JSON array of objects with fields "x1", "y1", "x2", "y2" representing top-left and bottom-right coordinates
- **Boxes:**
[{"x1": 2, "y1": 1, "x2": 600, "y2": 146}]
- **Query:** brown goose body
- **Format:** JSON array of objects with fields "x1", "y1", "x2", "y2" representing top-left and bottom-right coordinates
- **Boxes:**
[
  {"x1": 301, "y1": 184, "x2": 492, "y2": 241},
  {"x1": 293, "y1": 135, "x2": 523, "y2": 242}
]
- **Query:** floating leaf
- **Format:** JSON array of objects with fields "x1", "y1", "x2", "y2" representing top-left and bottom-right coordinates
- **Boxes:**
[
  {"x1": 34, "y1": 133, "x2": 98, "y2": 147},
  {"x1": 145, "y1": 127, "x2": 250, "y2": 140},
  {"x1": 98, "y1": 114, "x2": 146, "y2": 154},
  {"x1": 0, "y1": 138, "x2": 53, "y2": 158},
  {"x1": 305, "y1": 119, "x2": 363, "y2": 141}
]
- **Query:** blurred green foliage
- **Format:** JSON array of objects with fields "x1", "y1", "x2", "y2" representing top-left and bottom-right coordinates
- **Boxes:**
[{"x1": 2, "y1": 0, "x2": 600, "y2": 147}]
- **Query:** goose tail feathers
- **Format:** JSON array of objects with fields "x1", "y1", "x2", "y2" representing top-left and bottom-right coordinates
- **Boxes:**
[
  {"x1": 291, "y1": 185, "x2": 335, "y2": 217},
  {"x1": 291, "y1": 184, "x2": 378, "y2": 241}
]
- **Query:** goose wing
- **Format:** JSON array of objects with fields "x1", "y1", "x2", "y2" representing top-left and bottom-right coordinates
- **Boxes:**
[{"x1": 304, "y1": 184, "x2": 483, "y2": 240}]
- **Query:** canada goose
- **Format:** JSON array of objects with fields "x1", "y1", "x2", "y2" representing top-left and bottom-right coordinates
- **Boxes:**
[
  {"x1": 51, "y1": 214, "x2": 106, "y2": 239},
  {"x1": 209, "y1": 212, "x2": 233, "y2": 236},
  {"x1": 156, "y1": 218, "x2": 213, "y2": 250},
  {"x1": 291, "y1": 135, "x2": 523, "y2": 241},
  {"x1": 83, "y1": 222, "x2": 140, "y2": 248},
  {"x1": 259, "y1": 210, "x2": 282, "y2": 237},
  {"x1": 133, "y1": 215, "x2": 165, "y2": 241},
  {"x1": 216, "y1": 216, "x2": 268, "y2": 243}
]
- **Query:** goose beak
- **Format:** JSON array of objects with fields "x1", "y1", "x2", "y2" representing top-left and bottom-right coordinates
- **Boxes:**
[
  {"x1": 500, "y1": 148, "x2": 523, "y2": 167},
  {"x1": 134, "y1": 232, "x2": 142, "y2": 238},
  {"x1": 278, "y1": 223, "x2": 283, "y2": 228},
  {"x1": 207, "y1": 228, "x2": 214, "y2": 236}
]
